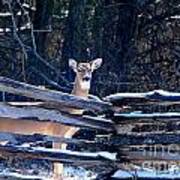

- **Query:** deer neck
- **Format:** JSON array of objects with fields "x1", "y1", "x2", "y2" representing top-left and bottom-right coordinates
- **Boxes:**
[{"x1": 71, "y1": 77, "x2": 89, "y2": 98}]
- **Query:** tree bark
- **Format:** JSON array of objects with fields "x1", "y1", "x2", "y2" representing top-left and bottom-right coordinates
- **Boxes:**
[{"x1": 33, "y1": 0, "x2": 53, "y2": 56}]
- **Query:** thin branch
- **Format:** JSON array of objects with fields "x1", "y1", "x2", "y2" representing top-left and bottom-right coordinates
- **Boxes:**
[
  {"x1": 16, "y1": 0, "x2": 37, "y2": 51},
  {"x1": 30, "y1": 66, "x2": 72, "y2": 92}
]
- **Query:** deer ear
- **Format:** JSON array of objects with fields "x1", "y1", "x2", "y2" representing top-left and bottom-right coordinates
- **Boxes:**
[
  {"x1": 69, "y1": 59, "x2": 77, "y2": 72},
  {"x1": 91, "y1": 58, "x2": 103, "y2": 70}
]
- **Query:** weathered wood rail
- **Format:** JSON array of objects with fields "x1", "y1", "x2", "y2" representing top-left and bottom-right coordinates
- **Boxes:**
[
  {"x1": 0, "y1": 76, "x2": 179, "y2": 179},
  {"x1": 0, "y1": 103, "x2": 114, "y2": 132},
  {"x1": 0, "y1": 76, "x2": 111, "y2": 112},
  {"x1": 104, "y1": 89, "x2": 180, "y2": 105},
  {"x1": 0, "y1": 144, "x2": 116, "y2": 165},
  {"x1": 113, "y1": 112, "x2": 180, "y2": 123}
]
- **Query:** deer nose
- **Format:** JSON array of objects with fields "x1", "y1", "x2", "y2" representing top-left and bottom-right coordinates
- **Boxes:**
[{"x1": 83, "y1": 77, "x2": 90, "y2": 81}]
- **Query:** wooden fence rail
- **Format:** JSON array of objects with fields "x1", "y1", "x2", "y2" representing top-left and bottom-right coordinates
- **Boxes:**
[
  {"x1": 0, "y1": 103, "x2": 114, "y2": 132},
  {"x1": 1, "y1": 132, "x2": 180, "y2": 151},
  {"x1": 0, "y1": 132, "x2": 108, "y2": 151},
  {"x1": 113, "y1": 112, "x2": 180, "y2": 123},
  {"x1": 105, "y1": 89, "x2": 180, "y2": 105},
  {"x1": 0, "y1": 144, "x2": 116, "y2": 165},
  {"x1": 109, "y1": 133, "x2": 180, "y2": 146},
  {"x1": 0, "y1": 76, "x2": 111, "y2": 113}
]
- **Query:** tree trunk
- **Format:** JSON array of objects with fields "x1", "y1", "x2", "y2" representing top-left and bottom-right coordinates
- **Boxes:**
[
  {"x1": 61, "y1": 0, "x2": 90, "y2": 80},
  {"x1": 33, "y1": 0, "x2": 53, "y2": 56}
]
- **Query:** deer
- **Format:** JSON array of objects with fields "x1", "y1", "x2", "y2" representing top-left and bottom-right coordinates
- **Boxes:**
[
  {"x1": 0, "y1": 58, "x2": 103, "y2": 179},
  {"x1": 53, "y1": 58, "x2": 103, "y2": 179}
]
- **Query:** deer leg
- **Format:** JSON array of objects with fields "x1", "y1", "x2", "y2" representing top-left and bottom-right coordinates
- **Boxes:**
[
  {"x1": 52, "y1": 131, "x2": 66, "y2": 178},
  {"x1": 52, "y1": 127, "x2": 78, "y2": 179},
  {"x1": 53, "y1": 142, "x2": 64, "y2": 179}
]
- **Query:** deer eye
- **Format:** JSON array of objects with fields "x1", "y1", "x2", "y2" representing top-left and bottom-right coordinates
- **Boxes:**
[
  {"x1": 77, "y1": 68, "x2": 85, "y2": 73},
  {"x1": 78, "y1": 66, "x2": 87, "y2": 72}
]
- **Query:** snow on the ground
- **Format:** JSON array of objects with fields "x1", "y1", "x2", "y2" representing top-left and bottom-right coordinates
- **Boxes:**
[
  {"x1": 0, "y1": 158, "x2": 97, "y2": 179},
  {"x1": 0, "y1": 171, "x2": 47, "y2": 180},
  {"x1": 63, "y1": 166, "x2": 97, "y2": 180},
  {"x1": 112, "y1": 169, "x2": 180, "y2": 179}
]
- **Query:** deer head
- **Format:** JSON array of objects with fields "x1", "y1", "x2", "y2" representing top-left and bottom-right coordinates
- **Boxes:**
[{"x1": 69, "y1": 58, "x2": 103, "y2": 91}]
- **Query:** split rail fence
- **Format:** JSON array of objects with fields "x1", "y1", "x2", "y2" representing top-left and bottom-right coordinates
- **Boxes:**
[{"x1": 0, "y1": 76, "x2": 179, "y2": 179}]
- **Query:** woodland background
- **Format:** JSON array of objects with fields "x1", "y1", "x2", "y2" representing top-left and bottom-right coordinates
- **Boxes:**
[{"x1": 0, "y1": 0, "x2": 179, "y2": 99}]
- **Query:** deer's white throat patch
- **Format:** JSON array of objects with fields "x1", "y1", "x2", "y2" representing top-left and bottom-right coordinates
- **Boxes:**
[{"x1": 80, "y1": 81, "x2": 91, "y2": 90}]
